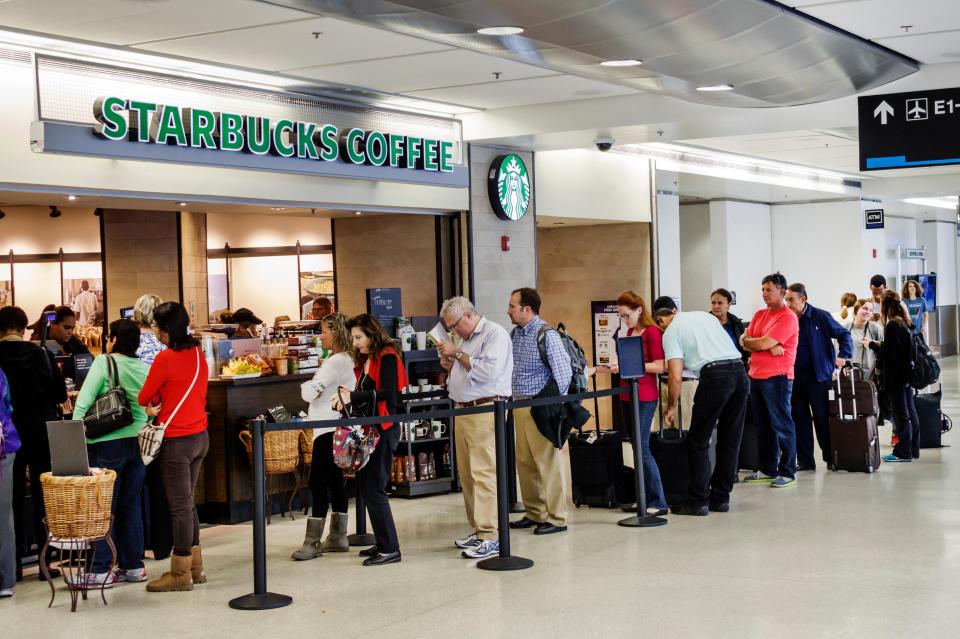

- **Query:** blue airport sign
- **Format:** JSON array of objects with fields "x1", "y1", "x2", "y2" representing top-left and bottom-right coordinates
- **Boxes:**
[{"x1": 859, "y1": 87, "x2": 960, "y2": 171}]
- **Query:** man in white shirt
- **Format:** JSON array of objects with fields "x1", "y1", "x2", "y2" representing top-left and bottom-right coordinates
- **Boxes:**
[
  {"x1": 437, "y1": 297, "x2": 513, "y2": 560},
  {"x1": 74, "y1": 281, "x2": 98, "y2": 326}
]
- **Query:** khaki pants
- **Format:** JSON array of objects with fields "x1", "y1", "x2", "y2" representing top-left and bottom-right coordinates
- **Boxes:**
[
  {"x1": 514, "y1": 407, "x2": 568, "y2": 527},
  {"x1": 455, "y1": 412, "x2": 498, "y2": 540}
]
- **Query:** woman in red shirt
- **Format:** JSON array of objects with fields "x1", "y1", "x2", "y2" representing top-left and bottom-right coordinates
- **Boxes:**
[
  {"x1": 590, "y1": 291, "x2": 667, "y2": 515},
  {"x1": 137, "y1": 302, "x2": 208, "y2": 592},
  {"x1": 333, "y1": 314, "x2": 407, "y2": 566}
]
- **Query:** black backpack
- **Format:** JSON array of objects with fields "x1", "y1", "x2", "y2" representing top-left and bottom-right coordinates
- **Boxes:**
[
  {"x1": 536, "y1": 323, "x2": 588, "y2": 394},
  {"x1": 908, "y1": 331, "x2": 940, "y2": 390}
]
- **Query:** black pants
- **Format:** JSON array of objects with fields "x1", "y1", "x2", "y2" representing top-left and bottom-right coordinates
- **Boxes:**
[
  {"x1": 687, "y1": 360, "x2": 749, "y2": 507},
  {"x1": 12, "y1": 437, "x2": 51, "y2": 561},
  {"x1": 361, "y1": 425, "x2": 401, "y2": 554},
  {"x1": 891, "y1": 385, "x2": 920, "y2": 460},
  {"x1": 309, "y1": 431, "x2": 348, "y2": 518},
  {"x1": 792, "y1": 369, "x2": 832, "y2": 468}
]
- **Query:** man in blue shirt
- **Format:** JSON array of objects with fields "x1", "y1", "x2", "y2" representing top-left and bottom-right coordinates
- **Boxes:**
[
  {"x1": 507, "y1": 288, "x2": 572, "y2": 535},
  {"x1": 785, "y1": 283, "x2": 854, "y2": 471}
]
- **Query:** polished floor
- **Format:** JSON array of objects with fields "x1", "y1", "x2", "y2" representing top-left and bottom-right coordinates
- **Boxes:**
[{"x1": 5, "y1": 359, "x2": 960, "y2": 637}]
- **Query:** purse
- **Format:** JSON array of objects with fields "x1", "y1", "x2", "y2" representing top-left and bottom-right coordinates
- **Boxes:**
[
  {"x1": 332, "y1": 389, "x2": 380, "y2": 473},
  {"x1": 83, "y1": 354, "x2": 134, "y2": 439},
  {"x1": 139, "y1": 347, "x2": 200, "y2": 465}
]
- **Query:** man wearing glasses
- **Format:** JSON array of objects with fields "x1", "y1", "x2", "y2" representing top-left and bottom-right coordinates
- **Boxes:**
[{"x1": 437, "y1": 297, "x2": 512, "y2": 560}]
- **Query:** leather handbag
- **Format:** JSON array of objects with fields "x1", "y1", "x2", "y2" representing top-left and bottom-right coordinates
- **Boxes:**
[
  {"x1": 332, "y1": 390, "x2": 380, "y2": 473},
  {"x1": 83, "y1": 355, "x2": 134, "y2": 439},
  {"x1": 139, "y1": 348, "x2": 200, "y2": 465}
]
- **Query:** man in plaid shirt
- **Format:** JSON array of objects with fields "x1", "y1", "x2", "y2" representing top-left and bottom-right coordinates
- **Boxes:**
[{"x1": 507, "y1": 287, "x2": 572, "y2": 535}]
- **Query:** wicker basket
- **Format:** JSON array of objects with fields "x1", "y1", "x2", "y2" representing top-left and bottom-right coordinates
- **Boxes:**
[
  {"x1": 298, "y1": 428, "x2": 314, "y2": 465},
  {"x1": 239, "y1": 429, "x2": 300, "y2": 474},
  {"x1": 40, "y1": 470, "x2": 116, "y2": 539}
]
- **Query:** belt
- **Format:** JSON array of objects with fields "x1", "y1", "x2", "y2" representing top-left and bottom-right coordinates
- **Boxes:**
[
  {"x1": 455, "y1": 396, "x2": 507, "y2": 407},
  {"x1": 700, "y1": 358, "x2": 743, "y2": 372},
  {"x1": 513, "y1": 395, "x2": 533, "y2": 401}
]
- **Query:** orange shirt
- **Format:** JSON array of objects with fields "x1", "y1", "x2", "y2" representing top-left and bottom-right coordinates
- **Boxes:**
[{"x1": 747, "y1": 305, "x2": 799, "y2": 380}]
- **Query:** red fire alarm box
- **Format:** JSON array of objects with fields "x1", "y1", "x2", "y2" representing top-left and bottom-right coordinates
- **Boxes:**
[{"x1": 501, "y1": 236, "x2": 510, "y2": 252}]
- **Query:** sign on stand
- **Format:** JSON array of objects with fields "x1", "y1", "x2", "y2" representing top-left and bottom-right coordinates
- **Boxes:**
[
  {"x1": 591, "y1": 301, "x2": 620, "y2": 367},
  {"x1": 859, "y1": 87, "x2": 960, "y2": 170}
]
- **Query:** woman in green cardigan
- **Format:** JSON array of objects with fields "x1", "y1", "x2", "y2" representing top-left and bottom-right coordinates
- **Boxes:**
[{"x1": 72, "y1": 319, "x2": 150, "y2": 588}]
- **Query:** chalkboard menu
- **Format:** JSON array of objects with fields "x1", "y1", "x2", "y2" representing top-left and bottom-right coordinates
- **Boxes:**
[{"x1": 366, "y1": 288, "x2": 402, "y2": 334}]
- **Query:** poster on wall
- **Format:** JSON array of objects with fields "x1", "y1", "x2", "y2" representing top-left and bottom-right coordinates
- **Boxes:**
[
  {"x1": 63, "y1": 277, "x2": 103, "y2": 327},
  {"x1": 299, "y1": 271, "x2": 336, "y2": 320},
  {"x1": 591, "y1": 300, "x2": 620, "y2": 366},
  {"x1": 0, "y1": 280, "x2": 10, "y2": 308}
]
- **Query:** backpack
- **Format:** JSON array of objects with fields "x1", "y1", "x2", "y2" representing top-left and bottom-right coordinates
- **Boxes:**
[
  {"x1": 533, "y1": 323, "x2": 588, "y2": 394},
  {"x1": 908, "y1": 331, "x2": 940, "y2": 390}
]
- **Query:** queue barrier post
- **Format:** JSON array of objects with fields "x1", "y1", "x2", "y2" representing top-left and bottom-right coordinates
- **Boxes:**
[
  {"x1": 505, "y1": 412, "x2": 524, "y2": 514},
  {"x1": 347, "y1": 470, "x2": 376, "y2": 547},
  {"x1": 229, "y1": 418, "x2": 293, "y2": 610},
  {"x1": 618, "y1": 379, "x2": 668, "y2": 529},
  {"x1": 477, "y1": 400, "x2": 534, "y2": 571}
]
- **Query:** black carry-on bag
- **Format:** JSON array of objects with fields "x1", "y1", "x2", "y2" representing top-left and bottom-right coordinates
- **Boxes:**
[
  {"x1": 569, "y1": 426, "x2": 634, "y2": 509},
  {"x1": 650, "y1": 393, "x2": 690, "y2": 507},
  {"x1": 828, "y1": 369, "x2": 881, "y2": 473},
  {"x1": 915, "y1": 385, "x2": 953, "y2": 448}
]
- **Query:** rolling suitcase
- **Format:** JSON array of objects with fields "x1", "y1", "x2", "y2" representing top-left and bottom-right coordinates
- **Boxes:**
[
  {"x1": 829, "y1": 370, "x2": 881, "y2": 473},
  {"x1": 739, "y1": 401, "x2": 760, "y2": 471},
  {"x1": 915, "y1": 386, "x2": 953, "y2": 448},
  {"x1": 828, "y1": 365, "x2": 879, "y2": 418},
  {"x1": 650, "y1": 398, "x2": 690, "y2": 506},
  {"x1": 569, "y1": 428, "x2": 632, "y2": 508}
]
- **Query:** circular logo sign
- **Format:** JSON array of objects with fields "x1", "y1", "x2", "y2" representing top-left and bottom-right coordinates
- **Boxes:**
[{"x1": 488, "y1": 154, "x2": 531, "y2": 221}]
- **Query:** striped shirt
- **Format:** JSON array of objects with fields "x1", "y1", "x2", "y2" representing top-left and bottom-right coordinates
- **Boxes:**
[{"x1": 511, "y1": 316, "x2": 572, "y2": 397}]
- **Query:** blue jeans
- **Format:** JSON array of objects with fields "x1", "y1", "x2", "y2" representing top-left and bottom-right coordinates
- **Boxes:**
[
  {"x1": 750, "y1": 376, "x2": 797, "y2": 480},
  {"x1": 87, "y1": 437, "x2": 145, "y2": 573},
  {"x1": 621, "y1": 400, "x2": 668, "y2": 510}
]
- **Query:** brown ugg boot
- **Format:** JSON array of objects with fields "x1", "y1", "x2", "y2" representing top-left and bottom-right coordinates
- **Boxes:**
[
  {"x1": 146, "y1": 554, "x2": 193, "y2": 592},
  {"x1": 191, "y1": 545, "x2": 207, "y2": 584}
]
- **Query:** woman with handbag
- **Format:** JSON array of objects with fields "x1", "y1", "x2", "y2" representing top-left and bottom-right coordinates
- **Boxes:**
[
  {"x1": 332, "y1": 314, "x2": 407, "y2": 566},
  {"x1": 843, "y1": 299, "x2": 883, "y2": 382},
  {"x1": 72, "y1": 319, "x2": 150, "y2": 587},
  {"x1": 137, "y1": 302, "x2": 209, "y2": 592},
  {"x1": 291, "y1": 312, "x2": 356, "y2": 561}
]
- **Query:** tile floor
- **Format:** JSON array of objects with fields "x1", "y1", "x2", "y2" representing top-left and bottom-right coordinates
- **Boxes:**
[{"x1": 5, "y1": 358, "x2": 960, "y2": 638}]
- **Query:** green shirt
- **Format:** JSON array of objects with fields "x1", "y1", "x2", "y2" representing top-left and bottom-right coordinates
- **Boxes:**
[
  {"x1": 662, "y1": 311, "x2": 742, "y2": 376},
  {"x1": 73, "y1": 354, "x2": 150, "y2": 444}
]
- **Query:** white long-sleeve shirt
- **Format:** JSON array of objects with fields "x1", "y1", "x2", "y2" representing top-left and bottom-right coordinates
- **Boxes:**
[{"x1": 300, "y1": 351, "x2": 357, "y2": 437}]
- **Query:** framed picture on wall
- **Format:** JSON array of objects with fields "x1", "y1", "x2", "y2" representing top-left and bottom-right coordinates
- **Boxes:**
[
  {"x1": 0, "y1": 280, "x2": 10, "y2": 308},
  {"x1": 62, "y1": 275, "x2": 103, "y2": 328},
  {"x1": 299, "y1": 270, "x2": 335, "y2": 319}
]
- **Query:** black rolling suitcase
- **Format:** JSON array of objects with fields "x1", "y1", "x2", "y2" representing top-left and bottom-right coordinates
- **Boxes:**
[
  {"x1": 828, "y1": 370, "x2": 881, "y2": 473},
  {"x1": 650, "y1": 397, "x2": 690, "y2": 506},
  {"x1": 915, "y1": 386, "x2": 953, "y2": 448},
  {"x1": 569, "y1": 428, "x2": 633, "y2": 508},
  {"x1": 739, "y1": 401, "x2": 760, "y2": 471}
]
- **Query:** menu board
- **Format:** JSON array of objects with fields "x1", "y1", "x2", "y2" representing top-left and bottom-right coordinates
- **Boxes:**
[
  {"x1": 591, "y1": 300, "x2": 620, "y2": 366},
  {"x1": 366, "y1": 288, "x2": 402, "y2": 334}
]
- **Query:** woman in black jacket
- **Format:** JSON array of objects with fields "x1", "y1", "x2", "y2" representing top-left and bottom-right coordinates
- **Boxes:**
[
  {"x1": 710, "y1": 288, "x2": 748, "y2": 366},
  {"x1": 865, "y1": 295, "x2": 920, "y2": 463}
]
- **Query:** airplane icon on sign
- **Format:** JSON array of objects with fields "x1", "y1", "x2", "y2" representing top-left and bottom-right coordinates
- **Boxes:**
[{"x1": 906, "y1": 98, "x2": 928, "y2": 121}]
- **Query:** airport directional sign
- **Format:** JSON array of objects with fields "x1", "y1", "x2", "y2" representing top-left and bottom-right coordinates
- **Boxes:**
[{"x1": 858, "y1": 87, "x2": 960, "y2": 171}]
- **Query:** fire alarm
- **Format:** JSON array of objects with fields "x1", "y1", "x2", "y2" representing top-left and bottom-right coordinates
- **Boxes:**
[
  {"x1": 872, "y1": 248, "x2": 877, "y2": 258},
  {"x1": 501, "y1": 235, "x2": 510, "y2": 252}
]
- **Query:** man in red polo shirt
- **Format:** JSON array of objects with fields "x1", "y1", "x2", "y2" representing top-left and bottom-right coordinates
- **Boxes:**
[{"x1": 740, "y1": 273, "x2": 800, "y2": 488}]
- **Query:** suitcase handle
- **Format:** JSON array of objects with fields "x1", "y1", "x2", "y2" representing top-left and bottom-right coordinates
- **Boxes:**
[
  {"x1": 656, "y1": 374, "x2": 683, "y2": 436},
  {"x1": 834, "y1": 363, "x2": 858, "y2": 420}
]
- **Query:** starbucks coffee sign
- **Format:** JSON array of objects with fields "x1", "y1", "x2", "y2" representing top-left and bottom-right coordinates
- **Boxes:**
[
  {"x1": 92, "y1": 96, "x2": 456, "y2": 172},
  {"x1": 488, "y1": 154, "x2": 531, "y2": 221}
]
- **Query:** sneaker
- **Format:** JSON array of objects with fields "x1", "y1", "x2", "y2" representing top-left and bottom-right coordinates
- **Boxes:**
[
  {"x1": 0, "y1": 588, "x2": 13, "y2": 598},
  {"x1": 461, "y1": 540, "x2": 499, "y2": 559},
  {"x1": 770, "y1": 476, "x2": 796, "y2": 488},
  {"x1": 67, "y1": 572, "x2": 114, "y2": 589},
  {"x1": 115, "y1": 567, "x2": 148, "y2": 582},
  {"x1": 882, "y1": 454, "x2": 911, "y2": 463},
  {"x1": 454, "y1": 533, "x2": 479, "y2": 549},
  {"x1": 742, "y1": 472, "x2": 775, "y2": 484}
]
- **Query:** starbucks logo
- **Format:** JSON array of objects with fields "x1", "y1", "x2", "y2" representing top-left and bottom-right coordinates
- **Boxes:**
[{"x1": 488, "y1": 154, "x2": 531, "y2": 221}]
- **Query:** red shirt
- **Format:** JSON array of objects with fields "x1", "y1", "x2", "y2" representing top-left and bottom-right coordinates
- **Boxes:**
[
  {"x1": 747, "y1": 305, "x2": 799, "y2": 380},
  {"x1": 138, "y1": 346, "x2": 208, "y2": 438},
  {"x1": 619, "y1": 326, "x2": 664, "y2": 402}
]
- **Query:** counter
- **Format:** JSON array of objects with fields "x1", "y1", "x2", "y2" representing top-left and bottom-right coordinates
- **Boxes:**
[{"x1": 199, "y1": 372, "x2": 314, "y2": 524}]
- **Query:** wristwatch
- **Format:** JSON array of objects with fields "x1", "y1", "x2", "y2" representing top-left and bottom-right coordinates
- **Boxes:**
[{"x1": 455, "y1": 351, "x2": 464, "y2": 361}]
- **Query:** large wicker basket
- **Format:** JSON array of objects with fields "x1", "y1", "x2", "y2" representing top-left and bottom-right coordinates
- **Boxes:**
[
  {"x1": 40, "y1": 470, "x2": 116, "y2": 539},
  {"x1": 239, "y1": 429, "x2": 300, "y2": 474},
  {"x1": 298, "y1": 428, "x2": 314, "y2": 465}
]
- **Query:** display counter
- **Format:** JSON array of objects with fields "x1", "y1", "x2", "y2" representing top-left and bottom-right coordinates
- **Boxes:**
[{"x1": 199, "y1": 372, "x2": 313, "y2": 524}]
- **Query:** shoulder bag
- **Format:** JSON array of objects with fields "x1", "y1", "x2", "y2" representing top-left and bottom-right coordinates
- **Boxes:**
[
  {"x1": 83, "y1": 355, "x2": 134, "y2": 439},
  {"x1": 332, "y1": 389, "x2": 380, "y2": 473},
  {"x1": 139, "y1": 347, "x2": 201, "y2": 465}
]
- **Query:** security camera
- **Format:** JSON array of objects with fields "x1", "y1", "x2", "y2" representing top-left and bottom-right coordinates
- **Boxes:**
[{"x1": 594, "y1": 137, "x2": 615, "y2": 152}]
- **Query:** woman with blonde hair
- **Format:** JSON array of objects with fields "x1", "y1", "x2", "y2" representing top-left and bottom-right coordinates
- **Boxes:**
[
  {"x1": 836, "y1": 292, "x2": 857, "y2": 322},
  {"x1": 843, "y1": 299, "x2": 883, "y2": 382},
  {"x1": 134, "y1": 293, "x2": 164, "y2": 365},
  {"x1": 292, "y1": 313, "x2": 357, "y2": 560}
]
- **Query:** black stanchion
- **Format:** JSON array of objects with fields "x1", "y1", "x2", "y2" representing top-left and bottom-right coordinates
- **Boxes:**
[
  {"x1": 618, "y1": 379, "x2": 668, "y2": 529},
  {"x1": 347, "y1": 470, "x2": 376, "y2": 547},
  {"x1": 505, "y1": 412, "x2": 524, "y2": 514},
  {"x1": 478, "y1": 400, "x2": 534, "y2": 572},
  {"x1": 229, "y1": 419, "x2": 293, "y2": 610}
]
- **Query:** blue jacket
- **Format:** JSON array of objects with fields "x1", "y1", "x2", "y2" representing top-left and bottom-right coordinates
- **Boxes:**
[{"x1": 796, "y1": 303, "x2": 854, "y2": 382}]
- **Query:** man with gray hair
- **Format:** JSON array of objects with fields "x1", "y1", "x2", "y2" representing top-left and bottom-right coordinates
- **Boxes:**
[{"x1": 437, "y1": 296, "x2": 513, "y2": 560}]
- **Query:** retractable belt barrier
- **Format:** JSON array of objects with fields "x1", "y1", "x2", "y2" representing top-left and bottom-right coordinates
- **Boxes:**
[{"x1": 229, "y1": 385, "x2": 641, "y2": 611}]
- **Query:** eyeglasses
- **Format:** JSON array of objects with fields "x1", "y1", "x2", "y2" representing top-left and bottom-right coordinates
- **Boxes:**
[{"x1": 448, "y1": 314, "x2": 467, "y2": 331}]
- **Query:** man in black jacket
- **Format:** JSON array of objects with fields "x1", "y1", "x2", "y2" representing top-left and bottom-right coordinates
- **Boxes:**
[{"x1": 0, "y1": 306, "x2": 67, "y2": 579}]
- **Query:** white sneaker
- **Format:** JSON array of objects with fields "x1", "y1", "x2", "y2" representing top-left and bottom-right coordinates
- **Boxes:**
[
  {"x1": 454, "y1": 533, "x2": 479, "y2": 549},
  {"x1": 461, "y1": 540, "x2": 499, "y2": 559},
  {"x1": 0, "y1": 587, "x2": 14, "y2": 598},
  {"x1": 115, "y1": 567, "x2": 148, "y2": 582},
  {"x1": 68, "y1": 572, "x2": 114, "y2": 589}
]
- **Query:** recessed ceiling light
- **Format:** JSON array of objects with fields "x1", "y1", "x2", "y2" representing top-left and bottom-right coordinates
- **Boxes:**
[
  {"x1": 476, "y1": 26, "x2": 524, "y2": 36},
  {"x1": 66, "y1": 194, "x2": 78, "y2": 201},
  {"x1": 271, "y1": 207, "x2": 285, "y2": 211},
  {"x1": 355, "y1": 211, "x2": 362, "y2": 215},
  {"x1": 178, "y1": 202, "x2": 187, "y2": 207},
  {"x1": 600, "y1": 59, "x2": 642, "y2": 67},
  {"x1": 696, "y1": 83, "x2": 735, "y2": 92}
]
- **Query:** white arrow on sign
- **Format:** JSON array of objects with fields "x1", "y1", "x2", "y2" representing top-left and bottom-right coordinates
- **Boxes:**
[{"x1": 874, "y1": 100, "x2": 894, "y2": 125}]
